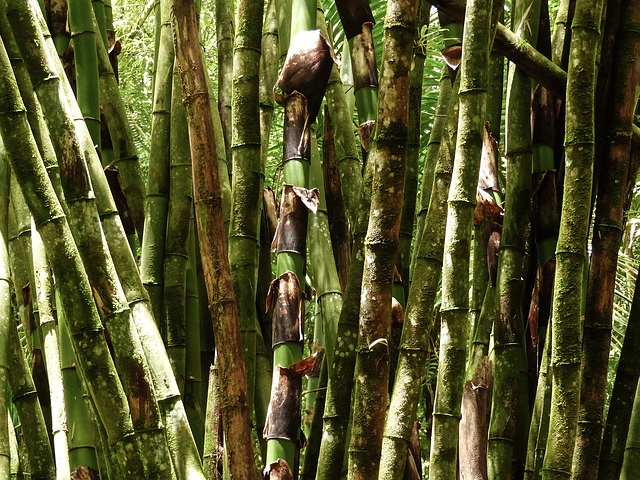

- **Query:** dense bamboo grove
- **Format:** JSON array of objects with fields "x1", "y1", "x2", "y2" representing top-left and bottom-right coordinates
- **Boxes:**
[{"x1": 0, "y1": 0, "x2": 640, "y2": 478}]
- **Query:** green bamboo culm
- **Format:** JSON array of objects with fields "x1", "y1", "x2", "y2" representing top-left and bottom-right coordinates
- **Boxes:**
[
  {"x1": 307, "y1": 131, "x2": 343, "y2": 373},
  {"x1": 164, "y1": 59, "x2": 193, "y2": 394},
  {"x1": 572, "y1": 1, "x2": 640, "y2": 477},
  {"x1": 347, "y1": 1, "x2": 419, "y2": 478},
  {"x1": 67, "y1": 0, "x2": 101, "y2": 149},
  {"x1": 317, "y1": 3, "x2": 362, "y2": 233},
  {"x1": 541, "y1": 0, "x2": 605, "y2": 477},
  {"x1": 7, "y1": 2, "x2": 177, "y2": 475},
  {"x1": 488, "y1": 0, "x2": 539, "y2": 474},
  {"x1": 228, "y1": 0, "x2": 264, "y2": 418},
  {"x1": 0, "y1": 140, "x2": 12, "y2": 480},
  {"x1": 96, "y1": 11, "x2": 146, "y2": 242},
  {"x1": 399, "y1": 0, "x2": 429, "y2": 300},
  {"x1": 379, "y1": 70, "x2": 461, "y2": 480},
  {"x1": 259, "y1": 0, "x2": 278, "y2": 164},
  {"x1": 620, "y1": 380, "x2": 640, "y2": 479},
  {"x1": 216, "y1": 0, "x2": 234, "y2": 177},
  {"x1": 141, "y1": 0, "x2": 173, "y2": 327},
  {"x1": 32, "y1": 221, "x2": 73, "y2": 480},
  {"x1": 428, "y1": 0, "x2": 495, "y2": 474},
  {"x1": 411, "y1": 68, "x2": 452, "y2": 279}
]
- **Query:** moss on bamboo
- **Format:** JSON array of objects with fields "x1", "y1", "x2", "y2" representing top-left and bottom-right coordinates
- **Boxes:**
[
  {"x1": 228, "y1": 0, "x2": 264, "y2": 418},
  {"x1": 541, "y1": 0, "x2": 605, "y2": 477},
  {"x1": 346, "y1": 1, "x2": 418, "y2": 478},
  {"x1": 428, "y1": 0, "x2": 494, "y2": 474}
]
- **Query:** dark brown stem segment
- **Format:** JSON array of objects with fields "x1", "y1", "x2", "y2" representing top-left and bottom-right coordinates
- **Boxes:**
[
  {"x1": 347, "y1": 0, "x2": 418, "y2": 478},
  {"x1": 169, "y1": 2, "x2": 257, "y2": 479}
]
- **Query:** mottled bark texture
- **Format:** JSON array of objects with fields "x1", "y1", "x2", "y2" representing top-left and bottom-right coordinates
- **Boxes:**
[
  {"x1": 541, "y1": 0, "x2": 605, "y2": 477},
  {"x1": 170, "y1": 1, "x2": 256, "y2": 478},
  {"x1": 347, "y1": 1, "x2": 418, "y2": 478},
  {"x1": 572, "y1": 1, "x2": 640, "y2": 478},
  {"x1": 428, "y1": 0, "x2": 494, "y2": 476},
  {"x1": 379, "y1": 72, "x2": 460, "y2": 480},
  {"x1": 228, "y1": 0, "x2": 264, "y2": 418}
]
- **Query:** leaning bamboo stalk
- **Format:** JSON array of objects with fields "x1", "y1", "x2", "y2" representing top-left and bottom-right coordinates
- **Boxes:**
[
  {"x1": 0, "y1": 29, "x2": 149, "y2": 477},
  {"x1": 317, "y1": 4, "x2": 362, "y2": 232},
  {"x1": 379, "y1": 71, "x2": 460, "y2": 480},
  {"x1": 541, "y1": 0, "x2": 605, "y2": 476},
  {"x1": 216, "y1": 0, "x2": 234, "y2": 177},
  {"x1": 399, "y1": 0, "x2": 429, "y2": 299},
  {"x1": 428, "y1": 0, "x2": 495, "y2": 474},
  {"x1": 0, "y1": 143, "x2": 12, "y2": 480},
  {"x1": 97, "y1": 14, "x2": 146, "y2": 241},
  {"x1": 411, "y1": 69, "x2": 452, "y2": 277},
  {"x1": 621, "y1": 379, "x2": 640, "y2": 479},
  {"x1": 572, "y1": 2, "x2": 640, "y2": 478},
  {"x1": 8, "y1": 4, "x2": 176, "y2": 476},
  {"x1": 32, "y1": 224, "x2": 72, "y2": 480},
  {"x1": 259, "y1": 0, "x2": 278, "y2": 164},
  {"x1": 170, "y1": 1, "x2": 257, "y2": 478},
  {"x1": 164, "y1": 60, "x2": 193, "y2": 394},
  {"x1": 346, "y1": 2, "x2": 418, "y2": 478}
]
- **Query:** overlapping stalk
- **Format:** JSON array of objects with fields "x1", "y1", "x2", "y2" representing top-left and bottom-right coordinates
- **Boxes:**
[
  {"x1": 228, "y1": 0, "x2": 264, "y2": 417},
  {"x1": 67, "y1": 0, "x2": 101, "y2": 147},
  {"x1": 573, "y1": 2, "x2": 640, "y2": 477},
  {"x1": 216, "y1": 0, "x2": 234, "y2": 175},
  {"x1": 0, "y1": 33, "x2": 147, "y2": 475},
  {"x1": 399, "y1": 0, "x2": 429, "y2": 298},
  {"x1": 541, "y1": 0, "x2": 605, "y2": 477},
  {"x1": 141, "y1": 0, "x2": 173, "y2": 325},
  {"x1": 96, "y1": 16, "x2": 146, "y2": 241},
  {"x1": 346, "y1": 1, "x2": 418, "y2": 478},
  {"x1": 0, "y1": 145, "x2": 12, "y2": 480},
  {"x1": 488, "y1": 0, "x2": 539, "y2": 475},
  {"x1": 412, "y1": 69, "x2": 452, "y2": 276},
  {"x1": 428, "y1": 0, "x2": 494, "y2": 475},
  {"x1": 379, "y1": 68, "x2": 461, "y2": 480},
  {"x1": 164, "y1": 60, "x2": 193, "y2": 393},
  {"x1": 170, "y1": 1, "x2": 256, "y2": 477},
  {"x1": 621, "y1": 380, "x2": 640, "y2": 478},
  {"x1": 8, "y1": 3, "x2": 176, "y2": 475},
  {"x1": 32, "y1": 224, "x2": 72, "y2": 480}
]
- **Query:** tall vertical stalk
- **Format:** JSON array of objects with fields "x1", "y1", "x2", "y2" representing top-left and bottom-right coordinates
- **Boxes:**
[
  {"x1": 170, "y1": 1, "x2": 257, "y2": 477},
  {"x1": 541, "y1": 0, "x2": 605, "y2": 477},
  {"x1": 346, "y1": 1, "x2": 418, "y2": 478},
  {"x1": 488, "y1": 0, "x2": 539, "y2": 475},
  {"x1": 141, "y1": 0, "x2": 173, "y2": 325},
  {"x1": 228, "y1": 0, "x2": 264, "y2": 417},
  {"x1": 572, "y1": 2, "x2": 640, "y2": 478},
  {"x1": 428, "y1": 0, "x2": 494, "y2": 475}
]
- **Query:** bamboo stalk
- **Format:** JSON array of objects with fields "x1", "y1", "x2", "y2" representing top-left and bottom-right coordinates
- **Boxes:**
[
  {"x1": 428, "y1": 0, "x2": 495, "y2": 474},
  {"x1": 572, "y1": 2, "x2": 640, "y2": 477},
  {"x1": 170, "y1": 1, "x2": 257, "y2": 477},
  {"x1": 541, "y1": 0, "x2": 605, "y2": 476}
]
